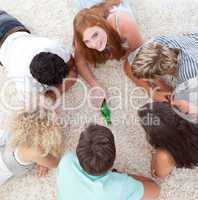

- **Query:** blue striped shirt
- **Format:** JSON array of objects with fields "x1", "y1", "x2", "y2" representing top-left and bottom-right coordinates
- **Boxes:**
[{"x1": 154, "y1": 33, "x2": 198, "y2": 85}]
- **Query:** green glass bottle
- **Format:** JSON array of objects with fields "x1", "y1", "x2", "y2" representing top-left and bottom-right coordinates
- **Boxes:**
[{"x1": 100, "y1": 99, "x2": 112, "y2": 126}]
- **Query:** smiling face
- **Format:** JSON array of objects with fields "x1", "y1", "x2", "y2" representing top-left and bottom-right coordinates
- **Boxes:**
[{"x1": 83, "y1": 26, "x2": 108, "y2": 51}]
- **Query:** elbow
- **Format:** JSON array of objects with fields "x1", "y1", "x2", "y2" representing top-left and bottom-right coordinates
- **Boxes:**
[
  {"x1": 142, "y1": 180, "x2": 161, "y2": 200},
  {"x1": 48, "y1": 158, "x2": 60, "y2": 169},
  {"x1": 152, "y1": 183, "x2": 161, "y2": 199}
]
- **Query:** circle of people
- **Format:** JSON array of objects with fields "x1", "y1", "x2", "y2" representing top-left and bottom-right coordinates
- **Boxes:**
[{"x1": 1, "y1": 0, "x2": 198, "y2": 199}]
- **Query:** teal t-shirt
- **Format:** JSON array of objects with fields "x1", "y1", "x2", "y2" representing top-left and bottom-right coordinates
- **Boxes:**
[{"x1": 56, "y1": 152, "x2": 144, "y2": 200}]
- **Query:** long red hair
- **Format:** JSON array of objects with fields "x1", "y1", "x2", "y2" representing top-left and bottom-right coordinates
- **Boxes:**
[{"x1": 73, "y1": 0, "x2": 126, "y2": 65}]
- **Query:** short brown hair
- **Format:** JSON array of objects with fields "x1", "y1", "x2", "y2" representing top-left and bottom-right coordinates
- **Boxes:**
[
  {"x1": 132, "y1": 42, "x2": 179, "y2": 79},
  {"x1": 76, "y1": 124, "x2": 116, "y2": 175}
]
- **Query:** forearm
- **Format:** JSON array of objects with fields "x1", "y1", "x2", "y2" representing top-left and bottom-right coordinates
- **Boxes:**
[
  {"x1": 45, "y1": 157, "x2": 59, "y2": 169},
  {"x1": 76, "y1": 60, "x2": 98, "y2": 87},
  {"x1": 128, "y1": 173, "x2": 160, "y2": 199}
]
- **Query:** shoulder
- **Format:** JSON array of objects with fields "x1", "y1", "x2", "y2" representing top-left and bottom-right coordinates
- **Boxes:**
[
  {"x1": 152, "y1": 149, "x2": 175, "y2": 177},
  {"x1": 154, "y1": 149, "x2": 175, "y2": 169},
  {"x1": 44, "y1": 39, "x2": 72, "y2": 62},
  {"x1": 106, "y1": 12, "x2": 117, "y2": 28},
  {"x1": 58, "y1": 151, "x2": 76, "y2": 168},
  {"x1": 111, "y1": 172, "x2": 144, "y2": 200},
  {"x1": 35, "y1": 36, "x2": 70, "y2": 53},
  {"x1": 107, "y1": 11, "x2": 135, "y2": 32},
  {"x1": 109, "y1": 172, "x2": 141, "y2": 187},
  {"x1": 116, "y1": 12, "x2": 137, "y2": 33},
  {"x1": 155, "y1": 149, "x2": 173, "y2": 163},
  {"x1": 154, "y1": 35, "x2": 179, "y2": 48}
]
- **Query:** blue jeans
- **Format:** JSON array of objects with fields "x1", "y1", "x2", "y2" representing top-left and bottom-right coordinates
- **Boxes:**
[{"x1": 0, "y1": 10, "x2": 29, "y2": 46}]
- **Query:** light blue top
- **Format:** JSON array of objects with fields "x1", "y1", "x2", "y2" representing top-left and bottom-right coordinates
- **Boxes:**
[
  {"x1": 57, "y1": 152, "x2": 144, "y2": 200},
  {"x1": 74, "y1": 0, "x2": 103, "y2": 9}
]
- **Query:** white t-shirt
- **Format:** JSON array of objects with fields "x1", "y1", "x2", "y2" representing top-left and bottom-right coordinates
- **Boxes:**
[{"x1": 0, "y1": 32, "x2": 71, "y2": 110}]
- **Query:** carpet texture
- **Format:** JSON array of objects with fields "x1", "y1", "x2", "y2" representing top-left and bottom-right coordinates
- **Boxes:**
[{"x1": 0, "y1": 0, "x2": 198, "y2": 199}]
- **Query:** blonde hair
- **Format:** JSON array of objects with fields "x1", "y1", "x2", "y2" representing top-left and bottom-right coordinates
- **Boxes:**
[
  {"x1": 73, "y1": 0, "x2": 126, "y2": 65},
  {"x1": 131, "y1": 42, "x2": 179, "y2": 79},
  {"x1": 9, "y1": 110, "x2": 64, "y2": 157}
]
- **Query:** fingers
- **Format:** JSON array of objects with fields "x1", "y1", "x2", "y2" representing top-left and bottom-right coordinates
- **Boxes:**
[
  {"x1": 41, "y1": 168, "x2": 48, "y2": 177},
  {"x1": 90, "y1": 86, "x2": 106, "y2": 110},
  {"x1": 171, "y1": 99, "x2": 189, "y2": 114},
  {"x1": 35, "y1": 165, "x2": 49, "y2": 177}
]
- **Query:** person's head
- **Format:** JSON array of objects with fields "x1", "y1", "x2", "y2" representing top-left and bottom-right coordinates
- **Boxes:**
[
  {"x1": 83, "y1": 25, "x2": 108, "y2": 51},
  {"x1": 76, "y1": 124, "x2": 116, "y2": 176},
  {"x1": 74, "y1": 7, "x2": 125, "y2": 64},
  {"x1": 131, "y1": 42, "x2": 179, "y2": 79},
  {"x1": 30, "y1": 52, "x2": 72, "y2": 86},
  {"x1": 138, "y1": 102, "x2": 198, "y2": 168},
  {"x1": 9, "y1": 110, "x2": 64, "y2": 157}
]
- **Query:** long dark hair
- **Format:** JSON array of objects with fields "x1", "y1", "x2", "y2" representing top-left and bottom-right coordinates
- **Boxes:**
[{"x1": 138, "y1": 102, "x2": 198, "y2": 168}]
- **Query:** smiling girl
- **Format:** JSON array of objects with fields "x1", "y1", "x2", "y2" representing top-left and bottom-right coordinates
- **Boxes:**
[{"x1": 73, "y1": 0, "x2": 143, "y2": 107}]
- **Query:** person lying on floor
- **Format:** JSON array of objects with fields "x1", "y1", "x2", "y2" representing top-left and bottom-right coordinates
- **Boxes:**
[
  {"x1": 57, "y1": 124, "x2": 160, "y2": 200},
  {"x1": 0, "y1": 109, "x2": 64, "y2": 185},
  {"x1": 0, "y1": 10, "x2": 77, "y2": 111},
  {"x1": 138, "y1": 102, "x2": 198, "y2": 178},
  {"x1": 124, "y1": 33, "x2": 198, "y2": 102}
]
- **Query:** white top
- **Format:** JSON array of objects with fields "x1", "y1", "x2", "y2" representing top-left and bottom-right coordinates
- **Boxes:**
[{"x1": 0, "y1": 32, "x2": 71, "y2": 107}]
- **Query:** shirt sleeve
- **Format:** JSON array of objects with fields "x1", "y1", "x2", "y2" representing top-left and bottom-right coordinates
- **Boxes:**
[
  {"x1": 56, "y1": 152, "x2": 75, "y2": 178},
  {"x1": 121, "y1": 175, "x2": 144, "y2": 200},
  {"x1": 47, "y1": 39, "x2": 71, "y2": 63},
  {"x1": 13, "y1": 76, "x2": 44, "y2": 112}
]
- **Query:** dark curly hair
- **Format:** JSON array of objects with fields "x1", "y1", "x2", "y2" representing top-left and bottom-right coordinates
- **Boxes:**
[
  {"x1": 138, "y1": 102, "x2": 198, "y2": 168},
  {"x1": 30, "y1": 52, "x2": 70, "y2": 86},
  {"x1": 76, "y1": 124, "x2": 116, "y2": 176}
]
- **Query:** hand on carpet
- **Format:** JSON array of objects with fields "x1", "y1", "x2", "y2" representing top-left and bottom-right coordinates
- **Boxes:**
[
  {"x1": 89, "y1": 86, "x2": 106, "y2": 110},
  {"x1": 35, "y1": 165, "x2": 49, "y2": 177}
]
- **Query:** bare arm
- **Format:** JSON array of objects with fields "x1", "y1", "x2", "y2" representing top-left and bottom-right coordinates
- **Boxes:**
[
  {"x1": 75, "y1": 46, "x2": 98, "y2": 87},
  {"x1": 171, "y1": 99, "x2": 198, "y2": 115},
  {"x1": 151, "y1": 149, "x2": 176, "y2": 178},
  {"x1": 117, "y1": 12, "x2": 143, "y2": 51},
  {"x1": 128, "y1": 174, "x2": 160, "y2": 199}
]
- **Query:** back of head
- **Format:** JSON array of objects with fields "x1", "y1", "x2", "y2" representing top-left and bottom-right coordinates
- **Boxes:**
[
  {"x1": 132, "y1": 42, "x2": 179, "y2": 79},
  {"x1": 74, "y1": 3, "x2": 125, "y2": 64},
  {"x1": 9, "y1": 110, "x2": 63, "y2": 157},
  {"x1": 76, "y1": 124, "x2": 116, "y2": 175},
  {"x1": 30, "y1": 52, "x2": 69, "y2": 86},
  {"x1": 138, "y1": 102, "x2": 198, "y2": 168}
]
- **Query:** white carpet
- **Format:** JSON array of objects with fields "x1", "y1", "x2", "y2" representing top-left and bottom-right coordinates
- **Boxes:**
[{"x1": 0, "y1": 0, "x2": 198, "y2": 199}]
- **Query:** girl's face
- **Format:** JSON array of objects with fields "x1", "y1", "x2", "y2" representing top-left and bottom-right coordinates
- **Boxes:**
[{"x1": 83, "y1": 26, "x2": 107, "y2": 51}]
